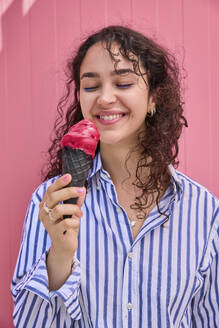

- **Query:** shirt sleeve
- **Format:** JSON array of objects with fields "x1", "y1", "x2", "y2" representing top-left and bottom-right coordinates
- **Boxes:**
[
  {"x1": 191, "y1": 207, "x2": 219, "y2": 327},
  {"x1": 11, "y1": 180, "x2": 82, "y2": 327}
]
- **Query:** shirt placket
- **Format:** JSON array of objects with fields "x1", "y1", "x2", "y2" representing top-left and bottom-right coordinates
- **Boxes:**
[
  {"x1": 121, "y1": 199, "x2": 176, "y2": 328},
  {"x1": 122, "y1": 246, "x2": 137, "y2": 328}
]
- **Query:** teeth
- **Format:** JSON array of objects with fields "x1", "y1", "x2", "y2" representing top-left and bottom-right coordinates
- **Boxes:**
[{"x1": 99, "y1": 114, "x2": 123, "y2": 120}]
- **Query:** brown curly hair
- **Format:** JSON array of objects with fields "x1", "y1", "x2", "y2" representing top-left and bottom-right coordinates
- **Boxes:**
[{"x1": 42, "y1": 25, "x2": 187, "y2": 216}]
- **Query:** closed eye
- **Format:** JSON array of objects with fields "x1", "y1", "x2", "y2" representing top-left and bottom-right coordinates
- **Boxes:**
[
  {"x1": 83, "y1": 83, "x2": 133, "y2": 92},
  {"x1": 83, "y1": 86, "x2": 98, "y2": 92},
  {"x1": 116, "y1": 83, "x2": 133, "y2": 88}
]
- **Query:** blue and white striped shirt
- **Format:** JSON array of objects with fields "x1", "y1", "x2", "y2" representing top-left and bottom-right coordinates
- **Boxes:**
[{"x1": 11, "y1": 152, "x2": 219, "y2": 327}]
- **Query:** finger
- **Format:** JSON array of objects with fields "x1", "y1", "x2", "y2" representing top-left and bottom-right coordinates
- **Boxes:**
[
  {"x1": 47, "y1": 174, "x2": 72, "y2": 194},
  {"x1": 50, "y1": 204, "x2": 83, "y2": 222},
  {"x1": 77, "y1": 188, "x2": 86, "y2": 207},
  {"x1": 46, "y1": 187, "x2": 85, "y2": 209},
  {"x1": 62, "y1": 216, "x2": 81, "y2": 230},
  {"x1": 40, "y1": 174, "x2": 72, "y2": 211}
]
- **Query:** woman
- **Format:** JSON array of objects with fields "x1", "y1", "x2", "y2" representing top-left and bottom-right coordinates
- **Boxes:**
[{"x1": 11, "y1": 26, "x2": 219, "y2": 327}]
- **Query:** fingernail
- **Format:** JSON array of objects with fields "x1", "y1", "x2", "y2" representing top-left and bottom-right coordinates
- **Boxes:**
[
  {"x1": 62, "y1": 174, "x2": 70, "y2": 182},
  {"x1": 77, "y1": 187, "x2": 84, "y2": 194}
]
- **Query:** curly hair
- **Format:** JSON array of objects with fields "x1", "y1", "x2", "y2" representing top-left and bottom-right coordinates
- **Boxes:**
[{"x1": 42, "y1": 25, "x2": 187, "y2": 217}]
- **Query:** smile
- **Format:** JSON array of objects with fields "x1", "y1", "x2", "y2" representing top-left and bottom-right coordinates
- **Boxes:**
[
  {"x1": 96, "y1": 113, "x2": 127, "y2": 125},
  {"x1": 98, "y1": 114, "x2": 124, "y2": 121}
]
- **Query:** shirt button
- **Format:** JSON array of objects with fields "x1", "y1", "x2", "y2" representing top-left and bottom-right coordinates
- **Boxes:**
[
  {"x1": 116, "y1": 207, "x2": 122, "y2": 213},
  {"x1": 96, "y1": 185, "x2": 100, "y2": 190},
  {"x1": 127, "y1": 303, "x2": 133, "y2": 310},
  {"x1": 128, "y1": 252, "x2": 133, "y2": 259},
  {"x1": 102, "y1": 173, "x2": 109, "y2": 179}
]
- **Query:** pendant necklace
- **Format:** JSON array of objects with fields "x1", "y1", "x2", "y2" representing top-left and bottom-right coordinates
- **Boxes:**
[
  {"x1": 129, "y1": 218, "x2": 136, "y2": 228},
  {"x1": 128, "y1": 212, "x2": 145, "y2": 228}
]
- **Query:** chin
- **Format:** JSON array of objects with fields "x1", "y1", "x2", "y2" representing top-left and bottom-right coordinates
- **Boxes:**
[{"x1": 99, "y1": 134, "x2": 122, "y2": 145}]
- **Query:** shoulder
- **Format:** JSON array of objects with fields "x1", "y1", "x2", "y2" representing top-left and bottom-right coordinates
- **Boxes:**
[
  {"x1": 170, "y1": 165, "x2": 218, "y2": 227},
  {"x1": 31, "y1": 176, "x2": 60, "y2": 204},
  {"x1": 174, "y1": 169, "x2": 218, "y2": 207},
  {"x1": 174, "y1": 169, "x2": 219, "y2": 235}
]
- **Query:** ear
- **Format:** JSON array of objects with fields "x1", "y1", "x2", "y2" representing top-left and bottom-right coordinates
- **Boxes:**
[
  {"x1": 147, "y1": 95, "x2": 156, "y2": 118},
  {"x1": 148, "y1": 95, "x2": 155, "y2": 109}
]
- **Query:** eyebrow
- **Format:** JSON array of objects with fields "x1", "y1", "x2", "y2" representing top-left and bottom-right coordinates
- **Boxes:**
[{"x1": 80, "y1": 68, "x2": 136, "y2": 80}]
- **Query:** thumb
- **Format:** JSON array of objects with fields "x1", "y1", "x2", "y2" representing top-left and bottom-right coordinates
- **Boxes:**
[{"x1": 77, "y1": 188, "x2": 86, "y2": 207}]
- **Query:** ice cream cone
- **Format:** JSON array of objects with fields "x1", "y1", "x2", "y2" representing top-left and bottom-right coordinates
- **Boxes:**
[
  {"x1": 62, "y1": 146, "x2": 92, "y2": 205},
  {"x1": 61, "y1": 119, "x2": 100, "y2": 213}
]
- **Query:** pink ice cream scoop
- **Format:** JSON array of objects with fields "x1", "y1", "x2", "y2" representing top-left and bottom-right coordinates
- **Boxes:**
[
  {"x1": 61, "y1": 119, "x2": 100, "y2": 208},
  {"x1": 61, "y1": 119, "x2": 100, "y2": 158}
]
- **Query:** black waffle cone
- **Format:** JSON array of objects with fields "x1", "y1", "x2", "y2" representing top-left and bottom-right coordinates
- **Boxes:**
[{"x1": 62, "y1": 146, "x2": 92, "y2": 206}]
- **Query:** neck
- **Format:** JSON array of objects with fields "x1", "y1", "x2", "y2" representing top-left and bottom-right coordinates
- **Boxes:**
[{"x1": 100, "y1": 142, "x2": 141, "y2": 187}]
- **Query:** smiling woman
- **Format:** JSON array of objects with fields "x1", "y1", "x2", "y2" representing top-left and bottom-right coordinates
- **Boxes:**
[
  {"x1": 79, "y1": 42, "x2": 153, "y2": 149},
  {"x1": 11, "y1": 25, "x2": 219, "y2": 328}
]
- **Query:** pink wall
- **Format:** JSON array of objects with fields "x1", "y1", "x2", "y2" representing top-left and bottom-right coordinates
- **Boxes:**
[{"x1": 1, "y1": 0, "x2": 219, "y2": 326}]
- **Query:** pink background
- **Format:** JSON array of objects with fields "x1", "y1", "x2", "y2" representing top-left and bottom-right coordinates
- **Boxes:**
[{"x1": 1, "y1": 0, "x2": 219, "y2": 326}]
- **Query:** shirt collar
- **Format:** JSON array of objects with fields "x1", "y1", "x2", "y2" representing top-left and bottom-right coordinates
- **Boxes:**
[
  {"x1": 88, "y1": 152, "x2": 183, "y2": 200},
  {"x1": 87, "y1": 151, "x2": 102, "y2": 180},
  {"x1": 168, "y1": 164, "x2": 183, "y2": 200}
]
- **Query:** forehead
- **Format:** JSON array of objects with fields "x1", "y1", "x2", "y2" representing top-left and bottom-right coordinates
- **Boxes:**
[{"x1": 80, "y1": 42, "x2": 137, "y2": 75}]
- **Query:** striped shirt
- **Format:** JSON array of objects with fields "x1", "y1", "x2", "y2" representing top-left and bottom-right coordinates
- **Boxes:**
[{"x1": 11, "y1": 152, "x2": 219, "y2": 327}]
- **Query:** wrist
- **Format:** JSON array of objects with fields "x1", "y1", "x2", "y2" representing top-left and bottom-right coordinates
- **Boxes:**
[
  {"x1": 48, "y1": 244, "x2": 74, "y2": 266},
  {"x1": 46, "y1": 247, "x2": 75, "y2": 291}
]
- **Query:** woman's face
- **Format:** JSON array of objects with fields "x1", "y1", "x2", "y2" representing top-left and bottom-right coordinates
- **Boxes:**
[{"x1": 79, "y1": 42, "x2": 154, "y2": 148}]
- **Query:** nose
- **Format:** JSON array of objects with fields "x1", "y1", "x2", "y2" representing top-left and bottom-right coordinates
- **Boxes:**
[{"x1": 97, "y1": 84, "x2": 116, "y2": 107}]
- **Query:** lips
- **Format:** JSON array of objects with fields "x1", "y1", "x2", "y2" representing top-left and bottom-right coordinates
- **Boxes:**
[
  {"x1": 96, "y1": 110, "x2": 126, "y2": 119},
  {"x1": 98, "y1": 114, "x2": 123, "y2": 121},
  {"x1": 95, "y1": 111, "x2": 127, "y2": 125}
]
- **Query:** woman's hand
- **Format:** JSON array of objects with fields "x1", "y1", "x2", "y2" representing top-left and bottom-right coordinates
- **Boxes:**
[{"x1": 39, "y1": 174, "x2": 86, "y2": 290}]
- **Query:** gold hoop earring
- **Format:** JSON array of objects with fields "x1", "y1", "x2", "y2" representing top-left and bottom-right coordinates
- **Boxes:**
[{"x1": 147, "y1": 106, "x2": 156, "y2": 117}]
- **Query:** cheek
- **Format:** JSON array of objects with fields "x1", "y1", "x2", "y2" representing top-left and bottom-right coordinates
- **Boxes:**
[
  {"x1": 80, "y1": 102, "x2": 93, "y2": 120},
  {"x1": 79, "y1": 96, "x2": 88, "y2": 114},
  {"x1": 80, "y1": 93, "x2": 94, "y2": 111}
]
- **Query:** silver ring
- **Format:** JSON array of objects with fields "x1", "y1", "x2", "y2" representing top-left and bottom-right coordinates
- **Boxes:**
[
  {"x1": 43, "y1": 202, "x2": 56, "y2": 222},
  {"x1": 48, "y1": 211, "x2": 56, "y2": 222},
  {"x1": 43, "y1": 201, "x2": 52, "y2": 214}
]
